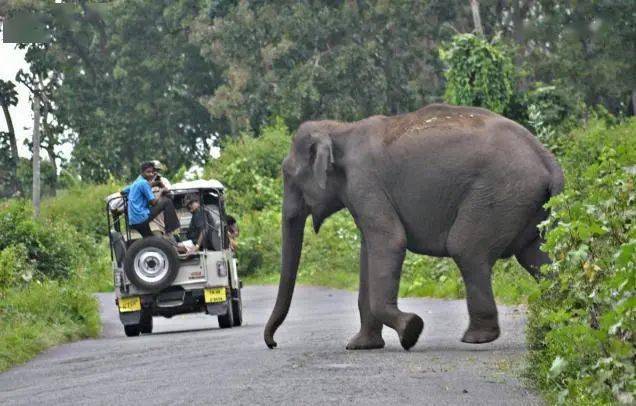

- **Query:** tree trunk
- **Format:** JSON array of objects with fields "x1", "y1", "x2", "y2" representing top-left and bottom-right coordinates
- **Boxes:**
[
  {"x1": 1, "y1": 102, "x2": 20, "y2": 195},
  {"x1": 45, "y1": 143, "x2": 57, "y2": 197},
  {"x1": 470, "y1": 0, "x2": 484, "y2": 36},
  {"x1": 32, "y1": 92, "x2": 41, "y2": 218},
  {"x1": 42, "y1": 101, "x2": 57, "y2": 196},
  {"x1": 632, "y1": 89, "x2": 636, "y2": 116}
]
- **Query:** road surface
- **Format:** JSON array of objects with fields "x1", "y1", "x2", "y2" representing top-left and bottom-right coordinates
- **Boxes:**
[{"x1": 0, "y1": 285, "x2": 541, "y2": 405}]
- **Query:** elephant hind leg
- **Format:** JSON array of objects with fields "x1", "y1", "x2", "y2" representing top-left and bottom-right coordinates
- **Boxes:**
[
  {"x1": 515, "y1": 236, "x2": 551, "y2": 281},
  {"x1": 452, "y1": 255, "x2": 500, "y2": 344},
  {"x1": 446, "y1": 202, "x2": 506, "y2": 344}
]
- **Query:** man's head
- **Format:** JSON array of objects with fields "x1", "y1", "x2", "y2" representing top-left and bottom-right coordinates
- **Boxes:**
[
  {"x1": 185, "y1": 195, "x2": 200, "y2": 213},
  {"x1": 140, "y1": 161, "x2": 156, "y2": 181},
  {"x1": 152, "y1": 160, "x2": 166, "y2": 173}
]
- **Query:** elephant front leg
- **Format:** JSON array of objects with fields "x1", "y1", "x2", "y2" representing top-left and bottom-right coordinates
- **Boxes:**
[
  {"x1": 346, "y1": 238, "x2": 385, "y2": 350},
  {"x1": 366, "y1": 234, "x2": 424, "y2": 351}
]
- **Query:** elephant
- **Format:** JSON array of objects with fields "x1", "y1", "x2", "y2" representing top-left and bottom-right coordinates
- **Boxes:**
[{"x1": 264, "y1": 103, "x2": 564, "y2": 351}]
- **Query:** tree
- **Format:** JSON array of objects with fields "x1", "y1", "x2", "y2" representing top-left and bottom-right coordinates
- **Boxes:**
[
  {"x1": 439, "y1": 34, "x2": 514, "y2": 113},
  {"x1": 9, "y1": 1, "x2": 224, "y2": 182},
  {"x1": 476, "y1": 0, "x2": 636, "y2": 115},
  {"x1": 191, "y1": 0, "x2": 473, "y2": 135},
  {"x1": 15, "y1": 68, "x2": 48, "y2": 216},
  {"x1": 528, "y1": 0, "x2": 636, "y2": 114},
  {"x1": 0, "y1": 79, "x2": 21, "y2": 197}
]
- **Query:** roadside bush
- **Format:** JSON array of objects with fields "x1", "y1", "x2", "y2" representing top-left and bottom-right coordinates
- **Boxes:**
[
  {"x1": 41, "y1": 182, "x2": 118, "y2": 241},
  {"x1": 0, "y1": 200, "x2": 86, "y2": 280},
  {"x1": 527, "y1": 119, "x2": 636, "y2": 404},
  {"x1": 0, "y1": 184, "x2": 113, "y2": 371},
  {"x1": 0, "y1": 244, "x2": 34, "y2": 292},
  {"x1": 525, "y1": 83, "x2": 585, "y2": 154}
]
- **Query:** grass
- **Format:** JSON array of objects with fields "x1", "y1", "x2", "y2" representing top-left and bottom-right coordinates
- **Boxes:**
[
  {"x1": 0, "y1": 180, "x2": 115, "y2": 373},
  {"x1": 0, "y1": 280, "x2": 101, "y2": 372},
  {"x1": 244, "y1": 254, "x2": 539, "y2": 305},
  {"x1": 244, "y1": 267, "x2": 360, "y2": 291}
]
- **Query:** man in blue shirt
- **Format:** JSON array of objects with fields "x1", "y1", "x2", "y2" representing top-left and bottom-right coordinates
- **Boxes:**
[{"x1": 126, "y1": 161, "x2": 180, "y2": 237}]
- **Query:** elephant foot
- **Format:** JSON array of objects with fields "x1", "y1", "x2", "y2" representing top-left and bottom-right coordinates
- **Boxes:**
[
  {"x1": 398, "y1": 314, "x2": 424, "y2": 350},
  {"x1": 461, "y1": 325, "x2": 500, "y2": 344},
  {"x1": 346, "y1": 331, "x2": 385, "y2": 350}
]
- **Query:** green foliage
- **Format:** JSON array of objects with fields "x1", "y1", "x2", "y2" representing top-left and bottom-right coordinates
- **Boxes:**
[
  {"x1": 527, "y1": 119, "x2": 636, "y2": 404},
  {"x1": 0, "y1": 200, "x2": 84, "y2": 280},
  {"x1": 524, "y1": 83, "x2": 585, "y2": 154},
  {"x1": 11, "y1": 1, "x2": 222, "y2": 182},
  {"x1": 15, "y1": 158, "x2": 58, "y2": 198},
  {"x1": 204, "y1": 118, "x2": 291, "y2": 215},
  {"x1": 520, "y1": 0, "x2": 636, "y2": 115},
  {"x1": 0, "y1": 182, "x2": 114, "y2": 371},
  {"x1": 401, "y1": 256, "x2": 537, "y2": 304},
  {"x1": 439, "y1": 34, "x2": 514, "y2": 113},
  {"x1": 0, "y1": 279, "x2": 101, "y2": 372},
  {"x1": 0, "y1": 79, "x2": 20, "y2": 198},
  {"x1": 192, "y1": 0, "x2": 469, "y2": 134},
  {"x1": 0, "y1": 244, "x2": 35, "y2": 292},
  {"x1": 41, "y1": 182, "x2": 118, "y2": 241}
]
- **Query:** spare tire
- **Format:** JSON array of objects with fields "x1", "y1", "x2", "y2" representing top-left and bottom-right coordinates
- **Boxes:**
[{"x1": 124, "y1": 236, "x2": 179, "y2": 292}]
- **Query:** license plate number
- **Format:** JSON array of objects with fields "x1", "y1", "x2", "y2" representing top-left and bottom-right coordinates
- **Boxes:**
[
  {"x1": 119, "y1": 296, "x2": 141, "y2": 312},
  {"x1": 204, "y1": 287, "x2": 226, "y2": 303}
]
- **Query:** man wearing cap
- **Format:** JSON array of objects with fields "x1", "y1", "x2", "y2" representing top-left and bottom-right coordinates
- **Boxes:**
[
  {"x1": 127, "y1": 161, "x2": 180, "y2": 237},
  {"x1": 147, "y1": 160, "x2": 172, "y2": 231},
  {"x1": 185, "y1": 195, "x2": 221, "y2": 252}
]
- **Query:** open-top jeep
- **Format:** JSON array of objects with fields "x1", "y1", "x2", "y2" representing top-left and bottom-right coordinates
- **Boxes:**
[{"x1": 106, "y1": 179, "x2": 242, "y2": 337}]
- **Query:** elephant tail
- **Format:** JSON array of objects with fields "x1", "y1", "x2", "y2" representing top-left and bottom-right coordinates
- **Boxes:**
[{"x1": 545, "y1": 155, "x2": 564, "y2": 200}]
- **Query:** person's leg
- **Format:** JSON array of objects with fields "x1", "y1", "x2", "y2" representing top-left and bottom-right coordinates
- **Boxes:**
[
  {"x1": 151, "y1": 212, "x2": 166, "y2": 233},
  {"x1": 131, "y1": 221, "x2": 153, "y2": 237},
  {"x1": 149, "y1": 197, "x2": 180, "y2": 233}
]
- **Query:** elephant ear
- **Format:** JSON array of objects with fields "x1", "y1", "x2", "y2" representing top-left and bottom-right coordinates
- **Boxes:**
[{"x1": 312, "y1": 135, "x2": 334, "y2": 190}]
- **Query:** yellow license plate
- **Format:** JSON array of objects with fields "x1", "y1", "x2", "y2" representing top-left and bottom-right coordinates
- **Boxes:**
[
  {"x1": 204, "y1": 287, "x2": 226, "y2": 303},
  {"x1": 119, "y1": 296, "x2": 141, "y2": 313}
]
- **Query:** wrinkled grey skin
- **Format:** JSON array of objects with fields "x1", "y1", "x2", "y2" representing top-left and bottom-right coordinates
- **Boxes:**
[{"x1": 264, "y1": 104, "x2": 564, "y2": 351}]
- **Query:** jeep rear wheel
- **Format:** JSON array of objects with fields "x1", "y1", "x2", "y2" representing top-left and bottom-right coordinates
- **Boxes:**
[
  {"x1": 124, "y1": 236, "x2": 179, "y2": 292},
  {"x1": 140, "y1": 310, "x2": 153, "y2": 334},
  {"x1": 217, "y1": 299, "x2": 234, "y2": 329},
  {"x1": 124, "y1": 324, "x2": 141, "y2": 337},
  {"x1": 232, "y1": 289, "x2": 243, "y2": 327}
]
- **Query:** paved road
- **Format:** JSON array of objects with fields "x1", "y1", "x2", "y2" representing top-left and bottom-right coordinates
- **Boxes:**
[{"x1": 0, "y1": 286, "x2": 541, "y2": 405}]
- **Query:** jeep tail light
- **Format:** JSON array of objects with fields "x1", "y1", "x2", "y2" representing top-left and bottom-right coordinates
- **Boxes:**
[{"x1": 217, "y1": 261, "x2": 227, "y2": 277}]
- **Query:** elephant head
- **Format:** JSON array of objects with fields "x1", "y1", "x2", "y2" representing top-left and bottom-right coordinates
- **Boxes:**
[{"x1": 264, "y1": 122, "x2": 346, "y2": 348}]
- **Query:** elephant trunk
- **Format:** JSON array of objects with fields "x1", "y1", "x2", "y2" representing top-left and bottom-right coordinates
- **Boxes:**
[{"x1": 263, "y1": 207, "x2": 307, "y2": 348}]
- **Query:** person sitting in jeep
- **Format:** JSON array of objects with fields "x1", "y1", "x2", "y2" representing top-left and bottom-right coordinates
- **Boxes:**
[
  {"x1": 128, "y1": 161, "x2": 180, "y2": 237},
  {"x1": 185, "y1": 195, "x2": 220, "y2": 252}
]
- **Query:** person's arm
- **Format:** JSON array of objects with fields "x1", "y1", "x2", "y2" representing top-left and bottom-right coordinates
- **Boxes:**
[
  {"x1": 143, "y1": 181, "x2": 158, "y2": 206},
  {"x1": 194, "y1": 231, "x2": 205, "y2": 251}
]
